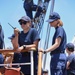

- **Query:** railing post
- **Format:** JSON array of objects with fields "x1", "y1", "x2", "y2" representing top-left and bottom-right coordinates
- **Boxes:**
[
  {"x1": 37, "y1": 52, "x2": 43, "y2": 75},
  {"x1": 31, "y1": 51, "x2": 34, "y2": 75}
]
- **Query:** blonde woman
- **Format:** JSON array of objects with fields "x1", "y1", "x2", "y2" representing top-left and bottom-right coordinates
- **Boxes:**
[{"x1": 40, "y1": 12, "x2": 67, "y2": 75}]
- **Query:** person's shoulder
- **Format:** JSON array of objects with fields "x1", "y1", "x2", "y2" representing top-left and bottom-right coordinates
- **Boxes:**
[
  {"x1": 57, "y1": 26, "x2": 64, "y2": 31},
  {"x1": 71, "y1": 53, "x2": 75, "y2": 57},
  {"x1": 30, "y1": 28, "x2": 38, "y2": 35},
  {"x1": 30, "y1": 28, "x2": 37, "y2": 32},
  {"x1": 58, "y1": 26, "x2": 63, "y2": 29},
  {"x1": 69, "y1": 53, "x2": 75, "y2": 58}
]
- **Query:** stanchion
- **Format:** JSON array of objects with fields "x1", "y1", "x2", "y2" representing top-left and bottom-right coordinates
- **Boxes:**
[{"x1": 37, "y1": 52, "x2": 43, "y2": 75}]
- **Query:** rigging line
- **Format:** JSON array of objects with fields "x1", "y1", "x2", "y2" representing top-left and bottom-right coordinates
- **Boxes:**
[
  {"x1": 37, "y1": 0, "x2": 43, "y2": 48},
  {"x1": 44, "y1": 24, "x2": 50, "y2": 50},
  {"x1": 43, "y1": 24, "x2": 51, "y2": 69},
  {"x1": 46, "y1": 25, "x2": 51, "y2": 49},
  {"x1": 33, "y1": 0, "x2": 44, "y2": 29},
  {"x1": 43, "y1": 0, "x2": 55, "y2": 50},
  {"x1": 37, "y1": 3, "x2": 48, "y2": 34},
  {"x1": 44, "y1": 0, "x2": 55, "y2": 49},
  {"x1": 43, "y1": 25, "x2": 51, "y2": 69},
  {"x1": 38, "y1": 0, "x2": 50, "y2": 48},
  {"x1": 39, "y1": 26, "x2": 44, "y2": 48},
  {"x1": 50, "y1": 0, "x2": 55, "y2": 15},
  {"x1": 33, "y1": 0, "x2": 43, "y2": 19},
  {"x1": 43, "y1": 0, "x2": 55, "y2": 69},
  {"x1": 39, "y1": 18, "x2": 46, "y2": 48},
  {"x1": 46, "y1": 0, "x2": 55, "y2": 48}
]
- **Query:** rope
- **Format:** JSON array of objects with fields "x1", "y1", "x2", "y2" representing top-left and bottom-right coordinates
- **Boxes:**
[
  {"x1": 33, "y1": 0, "x2": 42, "y2": 20},
  {"x1": 43, "y1": 0, "x2": 55, "y2": 69},
  {"x1": 43, "y1": 24, "x2": 51, "y2": 69}
]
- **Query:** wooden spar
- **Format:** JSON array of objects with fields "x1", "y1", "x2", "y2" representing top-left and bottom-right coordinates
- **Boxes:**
[
  {"x1": 0, "y1": 48, "x2": 36, "y2": 53},
  {"x1": 0, "y1": 47, "x2": 36, "y2": 58},
  {"x1": 37, "y1": 52, "x2": 43, "y2": 75}
]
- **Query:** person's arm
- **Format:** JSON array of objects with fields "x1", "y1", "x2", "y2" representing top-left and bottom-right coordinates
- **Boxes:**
[
  {"x1": 17, "y1": 29, "x2": 40, "y2": 52},
  {"x1": 25, "y1": 39, "x2": 39, "y2": 49},
  {"x1": 16, "y1": 39, "x2": 39, "y2": 52},
  {"x1": 11, "y1": 36, "x2": 19, "y2": 49},
  {"x1": 66, "y1": 55, "x2": 73, "y2": 70},
  {"x1": 66, "y1": 61, "x2": 70, "y2": 69},
  {"x1": 45, "y1": 37, "x2": 61, "y2": 53},
  {"x1": 11, "y1": 28, "x2": 19, "y2": 49},
  {"x1": 24, "y1": 28, "x2": 40, "y2": 50}
]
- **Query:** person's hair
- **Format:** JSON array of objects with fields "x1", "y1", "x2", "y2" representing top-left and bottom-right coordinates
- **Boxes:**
[{"x1": 57, "y1": 19, "x2": 63, "y2": 26}]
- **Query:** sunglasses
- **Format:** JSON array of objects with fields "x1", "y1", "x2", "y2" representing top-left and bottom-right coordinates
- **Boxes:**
[{"x1": 19, "y1": 21, "x2": 27, "y2": 25}]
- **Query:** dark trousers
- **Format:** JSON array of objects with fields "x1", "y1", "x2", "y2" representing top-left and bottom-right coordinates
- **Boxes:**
[
  {"x1": 24, "y1": 2, "x2": 42, "y2": 19},
  {"x1": 50, "y1": 53, "x2": 67, "y2": 75},
  {"x1": 67, "y1": 70, "x2": 75, "y2": 75},
  {"x1": 20, "y1": 55, "x2": 37, "y2": 75},
  {"x1": 0, "y1": 54, "x2": 4, "y2": 68},
  {"x1": 67, "y1": 73, "x2": 75, "y2": 75}
]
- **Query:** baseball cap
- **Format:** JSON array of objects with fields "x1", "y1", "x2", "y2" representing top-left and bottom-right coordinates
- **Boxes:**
[
  {"x1": 18, "y1": 16, "x2": 31, "y2": 22},
  {"x1": 66, "y1": 43, "x2": 74, "y2": 51},
  {"x1": 8, "y1": 34, "x2": 15, "y2": 39},
  {"x1": 46, "y1": 12, "x2": 60, "y2": 23}
]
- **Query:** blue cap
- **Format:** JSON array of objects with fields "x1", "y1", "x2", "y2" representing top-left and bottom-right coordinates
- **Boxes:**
[
  {"x1": 18, "y1": 16, "x2": 31, "y2": 22},
  {"x1": 8, "y1": 34, "x2": 15, "y2": 39},
  {"x1": 66, "y1": 43, "x2": 74, "y2": 50},
  {"x1": 46, "y1": 12, "x2": 60, "y2": 23}
]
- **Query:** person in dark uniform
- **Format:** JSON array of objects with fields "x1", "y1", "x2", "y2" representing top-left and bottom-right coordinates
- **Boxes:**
[
  {"x1": 0, "y1": 24, "x2": 5, "y2": 73},
  {"x1": 0, "y1": 24, "x2": 4, "y2": 49},
  {"x1": 0, "y1": 24, "x2": 4, "y2": 64},
  {"x1": 23, "y1": 0, "x2": 45, "y2": 20},
  {"x1": 44, "y1": 0, "x2": 50, "y2": 2},
  {"x1": 40, "y1": 12, "x2": 67, "y2": 75},
  {"x1": 8, "y1": 35, "x2": 22, "y2": 68},
  {"x1": 66, "y1": 43, "x2": 75, "y2": 75},
  {"x1": 10, "y1": 15, "x2": 40, "y2": 75}
]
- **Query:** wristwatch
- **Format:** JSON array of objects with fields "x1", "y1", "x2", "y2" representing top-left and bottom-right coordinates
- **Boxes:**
[
  {"x1": 23, "y1": 45, "x2": 26, "y2": 49},
  {"x1": 44, "y1": 51, "x2": 46, "y2": 54}
]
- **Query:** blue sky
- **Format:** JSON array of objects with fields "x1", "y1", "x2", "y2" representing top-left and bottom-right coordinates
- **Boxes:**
[
  {"x1": 0, "y1": 0, "x2": 75, "y2": 47},
  {"x1": 0, "y1": 0, "x2": 75, "y2": 74}
]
